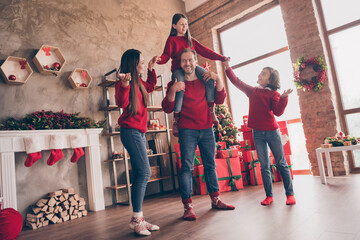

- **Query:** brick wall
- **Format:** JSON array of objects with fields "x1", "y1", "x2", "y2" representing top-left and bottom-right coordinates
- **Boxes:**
[{"x1": 187, "y1": 0, "x2": 349, "y2": 176}]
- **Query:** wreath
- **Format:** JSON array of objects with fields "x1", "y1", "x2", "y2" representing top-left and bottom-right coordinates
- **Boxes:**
[{"x1": 293, "y1": 55, "x2": 327, "y2": 92}]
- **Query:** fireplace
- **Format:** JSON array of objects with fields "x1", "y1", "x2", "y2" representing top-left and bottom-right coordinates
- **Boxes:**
[{"x1": 0, "y1": 129, "x2": 105, "y2": 212}]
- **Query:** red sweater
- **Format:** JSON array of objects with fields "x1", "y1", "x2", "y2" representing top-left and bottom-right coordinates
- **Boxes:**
[
  {"x1": 162, "y1": 79, "x2": 226, "y2": 130},
  {"x1": 115, "y1": 69, "x2": 157, "y2": 133},
  {"x1": 158, "y1": 36, "x2": 227, "y2": 72},
  {"x1": 225, "y1": 68, "x2": 288, "y2": 131}
]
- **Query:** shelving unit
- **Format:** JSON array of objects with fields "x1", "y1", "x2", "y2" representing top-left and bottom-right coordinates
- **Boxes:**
[
  {"x1": 0, "y1": 56, "x2": 33, "y2": 85},
  {"x1": 99, "y1": 69, "x2": 176, "y2": 205}
]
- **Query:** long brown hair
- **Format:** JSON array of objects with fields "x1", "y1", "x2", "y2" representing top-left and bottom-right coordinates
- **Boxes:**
[
  {"x1": 169, "y1": 13, "x2": 192, "y2": 48},
  {"x1": 117, "y1": 49, "x2": 149, "y2": 116}
]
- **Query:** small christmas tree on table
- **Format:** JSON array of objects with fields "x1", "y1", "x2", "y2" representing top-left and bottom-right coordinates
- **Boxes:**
[{"x1": 213, "y1": 104, "x2": 240, "y2": 147}]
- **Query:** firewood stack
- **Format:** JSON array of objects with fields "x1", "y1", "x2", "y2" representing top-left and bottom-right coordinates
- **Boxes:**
[{"x1": 26, "y1": 188, "x2": 87, "y2": 229}]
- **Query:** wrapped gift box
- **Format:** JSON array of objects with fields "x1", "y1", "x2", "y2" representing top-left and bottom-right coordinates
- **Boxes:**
[
  {"x1": 239, "y1": 156, "x2": 249, "y2": 186},
  {"x1": 193, "y1": 165, "x2": 207, "y2": 195},
  {"x1": 280, "y1": 155, "x2": 294, "y2": 180},
  {"x1": 242, "y1": 149, "x2": 258, "y2": 163},
  {"x1": 175, "y1": 143, "x2": 202, "y2": 168},
  {"x1": 215, "y1": 157, "x2": 243, "y2": 192},
  {"x1": 216, "y1": 142, "x2": 227, "y2": 150},
  {"x1": 277, "y1": 121, "x2": 292, "y2": 156},
  {"x1": 239, "y1": 140, "x2": 253, "y2": 152},
  {"x1": 217, "y1": 148, "x2": 239, "y2": 158},
  {"x1": 247, "y1": 151, "x2": 263, "y2": 185},
  {"x1": 242, "y1": 131, "x2": 255, "y2": 151},
  {"x1": 270, "y1": 157, "x2": 281, "y2": 182}
]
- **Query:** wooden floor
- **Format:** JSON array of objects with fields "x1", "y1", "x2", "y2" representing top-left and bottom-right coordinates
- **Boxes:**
[{"x1": 18, "y1": 175, "x2": 360, "y2": 240}]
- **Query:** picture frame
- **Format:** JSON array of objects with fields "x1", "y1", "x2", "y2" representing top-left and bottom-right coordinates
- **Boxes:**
[{"x1": 149, "y1": 119, "x2": 160, "y2": 129}]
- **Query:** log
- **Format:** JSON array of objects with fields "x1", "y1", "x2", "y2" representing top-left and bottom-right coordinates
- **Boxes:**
[{"x1": 62, "y1": 188, "x2": 75, "y2": 194}]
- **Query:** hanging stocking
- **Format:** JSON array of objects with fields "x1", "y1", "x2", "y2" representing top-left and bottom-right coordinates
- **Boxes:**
[
  {"x1": 24, "y1": 136, "x2": 42, "y2": 167},
  {"x1": 70, "y1": 135, "x2": 84, "y2": 163},
  {"x1": 47, "y1": 135, "x2": 64, "y2": 166}
]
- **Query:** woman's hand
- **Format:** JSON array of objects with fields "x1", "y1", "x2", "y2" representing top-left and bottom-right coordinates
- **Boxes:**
[
  {"x1": 148, "y1": 56, "x2": 161, "y2": 70},
  {"x1": 118, "y1": 72, "x2": 131, "y2": 87},
  {"x1": 281, "y1": 89, "x2": 293, "y2": 98}
]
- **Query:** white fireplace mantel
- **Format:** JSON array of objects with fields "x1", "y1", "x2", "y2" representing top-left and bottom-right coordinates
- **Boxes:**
[{"x1": 0, "y1": 128, "x2": 105, "y2": 212}]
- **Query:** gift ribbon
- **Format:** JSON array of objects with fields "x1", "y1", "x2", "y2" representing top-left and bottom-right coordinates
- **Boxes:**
[
  {"x1": 19, "y1": 60, "x2": 27, "y2": 69},
  {"x1": 248, "y1": 151, "x2": 260, "y2": 185},
  {"x1": 217, "y1": 158, "x2": 242, "y2": 191},
  {"x1": 240, "y1": 140, "x2": 251, "y2": 151},
  {"x1": 194, "y1": 153, "x2": 201, "y2": 166},
  {"x1": 42, "y1": 47, "x2": 51, "y2": 56},
  {"x1": 192, "y1": 173, "x2": 208, "y2": 194},
  {"x1": 241, "y1": 170, "x2": 250, "y2": 184},
  {"x1": 270, "y1": 164, "x2": 278, "y2": 182}
]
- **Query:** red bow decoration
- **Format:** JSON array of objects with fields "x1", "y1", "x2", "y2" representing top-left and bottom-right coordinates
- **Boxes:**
[
  {"x1": 203, "y1": 61, "x2": 211, "y2": 71},
  {"x1": 42, "y1": 47, "x2": 51, "y2": 56},
  {"x1": 19, "y1": 60, "x2": 27, "y2": 69},
  {"x1": 82, "y1": 71, "x2": 87, "y2": 79}
]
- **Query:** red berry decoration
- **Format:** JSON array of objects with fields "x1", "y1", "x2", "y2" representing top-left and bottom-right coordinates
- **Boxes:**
[
  {"x1": 52, "y1": 62, "x2": 61, "y2": 70},
  {"x1": 8, "y1": 75, "x2": 16, "y2": 81}
]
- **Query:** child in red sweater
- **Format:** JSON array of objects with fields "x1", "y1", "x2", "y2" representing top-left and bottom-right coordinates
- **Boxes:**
[
  {"x1": 157, "y1": 13, "x2": 229, "y2": 136},
  {"x1": 223, "y1": 60, "x2": 296, "y2": 206},
  {"x1": 115, "y1": 49, "x2": 161, "y2": 236}
]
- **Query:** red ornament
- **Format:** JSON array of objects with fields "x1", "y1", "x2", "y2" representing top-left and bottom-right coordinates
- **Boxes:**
[
  {"x1": 8, "y1": 75, "x2": 16, "y2": 81},
  {"x1": 229, "y1": 123, "x2": 233, "y2": 128},
  {"x1": 218, "y1": 133, "x2": 222, "y2": 137},
  {"x1": 52, "y1": 62, "x2": 61, "y2": 70},
  {"x1": 219, "y1": 114, "x2": 225, "y2": 119},
  {"x1": 80, "y1": 83, "x2": 87, "y2": 87}
]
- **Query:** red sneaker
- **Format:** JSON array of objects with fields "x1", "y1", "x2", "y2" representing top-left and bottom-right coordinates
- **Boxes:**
[
  {"x1": 261, "y1": 197, "x2": 274, "y2": 206},
  {"x1": 286, "y1": 195, "x2": 296, "y2": 205}
]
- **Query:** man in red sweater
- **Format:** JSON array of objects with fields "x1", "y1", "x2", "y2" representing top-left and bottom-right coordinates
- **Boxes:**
[{"x1": 162, "y1": 48, "x2": 235, "y2": 221}]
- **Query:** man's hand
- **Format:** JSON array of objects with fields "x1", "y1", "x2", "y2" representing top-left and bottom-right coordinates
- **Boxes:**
[
  {"x1": 167, "y1": 78, "x2": 185, "y2": 102},
  {"x1": 202, "y1": 71, "x2": 224, "y2": 91},
  {"x1": 148, "y1": 56, "x2": 161, "y2": 70},
  {"x1": 281, "y1": 89, "x2": 293, "y2": 98}
]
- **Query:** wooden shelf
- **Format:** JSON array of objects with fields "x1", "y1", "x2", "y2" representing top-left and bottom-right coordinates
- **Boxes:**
[
  {"x1": 106, "y1": 176, "x2": 171, "y2": 190},
  {"x1": 0, "y1": 56, "x2": 33, "y2": 85},
  {"x1": 104, "y1": 153, "x2": 167, "y2": 162},
  {"x1": 32, "y1": 45, "x2": 65, "y2": 76},
  {"x1": 68, "y1": 68, "x2": 92, "y2": 89},
  {"x1": 98, "y1": 78, "x2": 116, "y2": 88}
]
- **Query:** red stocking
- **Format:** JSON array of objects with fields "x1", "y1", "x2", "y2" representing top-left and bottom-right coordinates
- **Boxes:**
[
  {"x1": 47, "y1": 149, "x2": 64, "y2": 166},
  {"x1": 71, "y1": 148, "x2": 84, "y2": 163},
  {"x1": 24, "y1": 152, "x2": 42, "y2": 167}
]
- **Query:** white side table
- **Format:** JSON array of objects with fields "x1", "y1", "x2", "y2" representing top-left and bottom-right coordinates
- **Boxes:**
[{"x1": 315, "y1": 144, "x2": 360, "y2": 184}]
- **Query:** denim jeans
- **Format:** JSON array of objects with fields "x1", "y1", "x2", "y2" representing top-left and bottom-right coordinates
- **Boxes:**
[
  {"x1": 120, "y1": 128, "x2": 151, "y2": 212},
  {"x1": 172, "y1": 66, "x2": 215, "y2": 112},
  {"x1": 253, "y1": 129, "x2": 294, "y2": 197},
  {"x1": 178, "y1": 127, "x2": 219, "y2": 199}
]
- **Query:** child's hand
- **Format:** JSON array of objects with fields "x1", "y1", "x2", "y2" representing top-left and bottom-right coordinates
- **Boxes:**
[
  {"x1": 148, "y1": 56, "x2": 161, "y2": 70},
  {"x1": 118, "y1": 73, "x2": 131, "y2": 87},
  {"x1": 223, "y1": 58, "x2": 230, "y2": 70},
  {"x1": 202, "y1": 71, "x2": 219, "y2": 82},
  {"x1": 281, "y1": 89, "x2": 293, "y2": 98}
]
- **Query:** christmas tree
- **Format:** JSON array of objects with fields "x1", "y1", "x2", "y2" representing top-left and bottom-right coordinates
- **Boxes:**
[{"x1": 213, "y1": 104, "x2": 240, "y2": 147}]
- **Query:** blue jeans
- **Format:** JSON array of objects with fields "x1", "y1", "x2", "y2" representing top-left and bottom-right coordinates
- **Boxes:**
[
  {"x1": 172, "y1": 66, "x2": 215, "y2": 112},
  {"x1": 120, "y1": 128, "x2": 151, "y2": 212},
  {"x1": 178, "y1": 127, "x2": 219, "y2": 199},
  {"x1": 253, "y1": 129, "x2": 294, "y2": 197}
]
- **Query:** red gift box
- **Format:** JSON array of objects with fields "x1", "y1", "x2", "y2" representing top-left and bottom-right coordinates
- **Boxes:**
[
  {"x1": 215, "y1": 157, "x2": 243, "y2": 192},
  {"x1": 242, "y1": 131, "x2": 255, "y2": 151},
  {"x1": 242, "y1": 149, "x2": 258, "y2": 163},
  {"x1": 216, "y1": 142, "x2": 227, "y2": 150},
  {"x1": 239, "y1": 156, "x2": 249, "y2": 186},
  {"x1": 174, "y1": 143, "x2": 202, "y2": 168},
  {"x1": 247, "y1": 151, "x2": 263, "y2": 185},
  {"x1": 277, "y1": 121, "x2": 292, "y2": 156},
  {"x1": 193, "y1": 165, "x2": 208, "y2": 195},
  {"x1": 239, "y1": 140, "x2": 253, "y2": 151},
  {"x1": 280, "y1": 155, "x2": 293, "y2": 180},
  {"x1": 217, "y1": 148, "x2": 239, "y2": 158},
  {"x1": 270, "y1": 157, "x2": 281, "y2": 182}
]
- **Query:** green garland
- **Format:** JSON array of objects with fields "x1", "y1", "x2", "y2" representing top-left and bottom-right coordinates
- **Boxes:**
[{"x1": 0, "y1": 110, "x2": 105, "y2": 130}]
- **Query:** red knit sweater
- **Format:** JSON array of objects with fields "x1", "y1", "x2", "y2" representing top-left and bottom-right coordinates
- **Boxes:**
[
  {"x1": 158, "y1": 36, "x2": 227, "y2": 72},
  {"x1": 162, "y1": 79, "x2": 226, "y2": 130},
  {"x1": 225, "y1": 68, "x2": 288, "y2": 131},
  {"x1": 115, "y1": 69, "x2": 157, "y2": 133}
]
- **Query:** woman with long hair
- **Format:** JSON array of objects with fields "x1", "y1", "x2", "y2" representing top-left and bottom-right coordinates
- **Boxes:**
[{"x1": 115, "y1": 49, "x2": 160, "y2": 236}]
